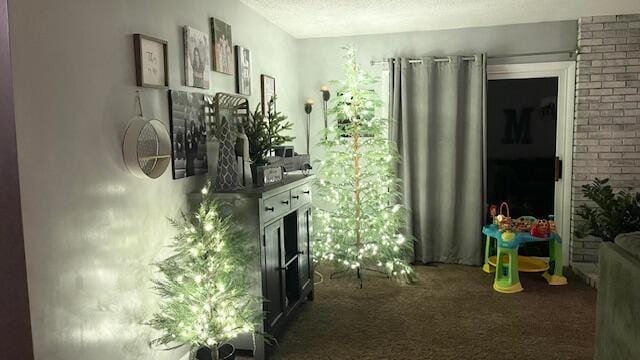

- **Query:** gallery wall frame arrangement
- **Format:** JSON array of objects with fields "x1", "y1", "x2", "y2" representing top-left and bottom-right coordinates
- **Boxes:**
[
  {"x1": 236, "y1": 46, "x2": 252, "y2": 96},
  {"x1": 168, "y1": 90, "x2": 208, "y2": 179},
  {"x1": 211, "y1": 17, "x2": 234, "y2": 75},
  {"x1": 261, "y1": 74, "x2": 276, "y2": 115},
  {"x1": 183, "y1": 26, "x2": 211, "y2": 89},
  {"x1": 133, "y1": 34, "x2": 169, "y2": 88}
]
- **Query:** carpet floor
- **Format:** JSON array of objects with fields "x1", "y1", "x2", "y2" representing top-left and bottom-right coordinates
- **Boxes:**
[{"x1": 272, "y1": 264, "x2": 597, "y2": 360}]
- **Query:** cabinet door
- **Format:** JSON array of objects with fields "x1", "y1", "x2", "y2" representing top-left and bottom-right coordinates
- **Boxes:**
[
  {"x1": 263, "y1": 220, "x2": 285, "y2": 332},
  {"x1": 298, "y1": 205, "x2": 313, "y2": 292}
]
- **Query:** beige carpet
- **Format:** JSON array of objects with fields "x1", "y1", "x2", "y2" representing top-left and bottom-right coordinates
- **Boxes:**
[{"x1": 272, "y1": 264, "x2": 597, "y2": 360}]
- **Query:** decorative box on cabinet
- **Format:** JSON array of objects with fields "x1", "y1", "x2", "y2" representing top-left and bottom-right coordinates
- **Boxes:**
[{"x1": 206, "y1": 174, "x2": 315, "y2": 359}]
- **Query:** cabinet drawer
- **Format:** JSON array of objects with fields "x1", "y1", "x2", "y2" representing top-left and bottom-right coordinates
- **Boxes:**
[
  {"x1": 291, "y1": 184, "x2": 312, "y2": 208},
  {"x1": 263, "y1": 191, "x2": 292, "y2": 223}
]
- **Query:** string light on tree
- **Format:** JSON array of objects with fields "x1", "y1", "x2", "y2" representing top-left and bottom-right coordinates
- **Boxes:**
[
  {"x1": 313, "y1": 47, "x2": 415, "y2": 285},
  {"x1": 148, "y1": 181, "x2": 261, "y2": 358}
]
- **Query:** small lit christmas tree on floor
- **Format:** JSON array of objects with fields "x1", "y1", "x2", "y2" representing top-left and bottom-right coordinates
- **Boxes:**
[
  {"x1": 149, "y1": 182, "x2": 261, "y2": 360},
  {"x1": 314, "y1": 47, "x2": 415, "y2": 286}
]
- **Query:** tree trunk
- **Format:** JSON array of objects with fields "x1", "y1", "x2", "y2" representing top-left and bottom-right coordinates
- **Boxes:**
[{"x1": 353, "y1": 131, "x2": 362, "y2": 248}]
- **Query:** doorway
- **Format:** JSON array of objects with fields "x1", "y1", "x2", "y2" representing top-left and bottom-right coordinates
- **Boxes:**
[
  {"x1": 486, "y1": 62, "x2": 575, "y2": 263},
  {"x1": 487, "y1": 77, "x2": 557, "y2": 255}
]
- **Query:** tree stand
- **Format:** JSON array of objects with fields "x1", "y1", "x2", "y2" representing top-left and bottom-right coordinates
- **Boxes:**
[{"x1": 330, "y1": 267, "x2": 390, "y2": 288}]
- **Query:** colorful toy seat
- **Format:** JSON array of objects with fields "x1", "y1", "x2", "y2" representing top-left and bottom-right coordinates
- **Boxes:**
[{"x1": 482, "y1": 223, "x2": 568, "y2": 294}]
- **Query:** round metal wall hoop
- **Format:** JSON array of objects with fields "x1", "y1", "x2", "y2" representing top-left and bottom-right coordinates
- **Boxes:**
[{"x1": 122, "y1": 115, "x2": 171, "y2": 179}]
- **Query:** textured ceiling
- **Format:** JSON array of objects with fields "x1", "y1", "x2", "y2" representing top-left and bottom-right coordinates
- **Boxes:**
[{"x1": 239, "y1": 0, "x2": 640, "y2": 38}]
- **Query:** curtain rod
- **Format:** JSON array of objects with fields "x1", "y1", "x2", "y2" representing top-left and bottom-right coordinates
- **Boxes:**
[{"x1": 370, "y1": 49, "x2": 579, "y2": 66}]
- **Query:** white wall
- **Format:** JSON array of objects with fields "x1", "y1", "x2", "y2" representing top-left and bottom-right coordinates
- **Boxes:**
[
  {"x1": 8, "y1": 0, "x2": 298, "y2": 359},
  {"x1": 295, "y1": 21, "x2": 578, "y2": 161}
]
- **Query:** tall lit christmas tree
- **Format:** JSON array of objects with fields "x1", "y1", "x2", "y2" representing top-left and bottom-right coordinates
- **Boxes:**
[
  {"x1": 149, "y1": 182, "x2": 261, "y2": 358},
  {"x1": 314, "y1": 47, "x2": 414, "y2": 285}
]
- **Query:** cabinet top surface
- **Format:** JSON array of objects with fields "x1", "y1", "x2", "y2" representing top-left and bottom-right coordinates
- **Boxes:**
[{"x1": 214, "y1": 174, "x2": 315, "y2": 198}]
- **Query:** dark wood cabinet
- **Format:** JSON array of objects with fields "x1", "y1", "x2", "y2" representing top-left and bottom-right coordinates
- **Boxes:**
[{"x1": 208, "y1": 175, "x2": 315, "y2": 359}]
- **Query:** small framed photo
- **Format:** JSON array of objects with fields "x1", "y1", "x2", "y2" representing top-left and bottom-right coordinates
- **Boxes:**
[
  {"x1": 261, "y1": 74, "x2": 276, "y2": 115},
  {"x1": 133, "y1": 34, "x2": 169, "y2": 88},
  {"x1": 236, "y1": 46, "x2": 252, "y2": 96},
  {"x1": 211, "y1": 18, "x2": 234, "y2": 75},
  {"x1": 184, "y1": 26, "x2": 211, "y2": 89}
]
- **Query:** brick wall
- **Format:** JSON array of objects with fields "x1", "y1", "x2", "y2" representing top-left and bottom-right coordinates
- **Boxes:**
[{"x1": 573, "y1": 14, "x2": 640, "y2": 263}]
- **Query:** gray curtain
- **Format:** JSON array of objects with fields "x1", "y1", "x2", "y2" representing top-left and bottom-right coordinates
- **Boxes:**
[{"x1": 390, "y1": 55, "x2": 486, "y2": 265}]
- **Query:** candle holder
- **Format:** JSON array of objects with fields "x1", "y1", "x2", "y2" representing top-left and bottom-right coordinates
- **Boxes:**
[
  {"x1": 320, "y1": 85, "x2": 331, "y2": 139},
  {"x1": 304, "y1": 98, "x2": 314, "y2": 155}
]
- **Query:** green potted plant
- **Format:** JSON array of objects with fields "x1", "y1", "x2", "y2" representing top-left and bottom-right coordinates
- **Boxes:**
[
  {"x1": 575, "y1": 178, "x2": 640, "y2": 242},
  {"x1": 148, "y1": 182, "x2": 263, "y2": 360},
  {"x1": 243, "y1": 97, "x2": 294, "y2": 183}
]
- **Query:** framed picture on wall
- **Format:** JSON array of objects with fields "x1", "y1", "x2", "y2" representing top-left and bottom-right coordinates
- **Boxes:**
[
  {"x1": 236, "y1": 46, "x2": 252, "y2": 96},
  {"x1": 133, "y1": 34, "x2": 169, "y2": 88},
  {"x1": 169, "y1": 90, "x2": 208, "y2": 179},
  {"x1": 261, "y1": 74, "x2": 276, "y2": 115},
  {"x1": 211, "y1": 18, "x2": 233, "y2": 75},
  {"x1": 183, "y1": 26, "x2": 210, "y2": 89}
]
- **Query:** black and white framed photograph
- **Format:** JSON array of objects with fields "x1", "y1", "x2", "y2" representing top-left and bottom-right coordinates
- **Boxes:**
[
  {"x1": 236, "y1": 46, "x2": 251, "y2": 95},
  {"x1": 211, "y1": 18, "x2": 233, "y2": 75},
  {"x1": 169, "y1": 90, "x2": 208, "y2": 179},
  {"x1": 261, "y1": 74, "x2": 275, "y2": 115},
  {"x1": 133, "y1": 34, "x2": 168, "y2": 88},
  {"x1": 183, "y1": 26, "x2": 210, "y2": 89}
]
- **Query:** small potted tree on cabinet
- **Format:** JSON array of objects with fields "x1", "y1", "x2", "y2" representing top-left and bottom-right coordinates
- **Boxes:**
[{"x1": 243, "y1": 97, "x2": 294, "y2": 184}]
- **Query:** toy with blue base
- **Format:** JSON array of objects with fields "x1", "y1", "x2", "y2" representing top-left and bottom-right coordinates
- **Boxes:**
[{"x1": 483, "y1": 203, "x2": 568, "y2": 293}]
